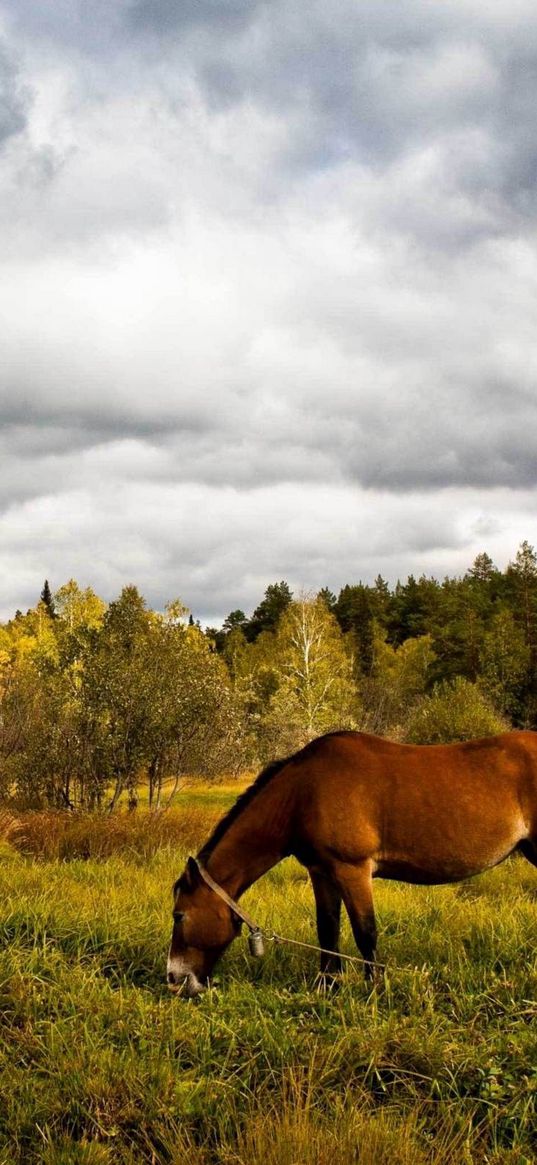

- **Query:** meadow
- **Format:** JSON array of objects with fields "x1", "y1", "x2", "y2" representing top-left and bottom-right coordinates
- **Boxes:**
[{"x1": 0, "y1": 793, "x2": 536, "y2": 1164}]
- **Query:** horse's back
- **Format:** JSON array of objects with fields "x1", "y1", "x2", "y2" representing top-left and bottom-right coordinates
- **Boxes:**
[{"x1": 289, "y1": 730, "x2": 537, "y2": 883}]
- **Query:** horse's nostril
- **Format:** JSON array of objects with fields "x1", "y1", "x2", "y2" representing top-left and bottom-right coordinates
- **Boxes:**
[{"x1": 167, "y1": 972, "x2": 175, "y2": 984}]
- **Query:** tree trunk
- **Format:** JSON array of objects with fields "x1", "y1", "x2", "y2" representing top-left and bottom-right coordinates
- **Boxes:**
[{"x1": 108, "y1": 773, "x2": 125, "y2": 812}]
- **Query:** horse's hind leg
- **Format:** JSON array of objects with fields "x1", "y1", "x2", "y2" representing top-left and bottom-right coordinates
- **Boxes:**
[
  {"x1": 332, "y1": 859, "x2": 378, "y2": 983},
  {"x1": 518, "y1": 838, "x2": 537, "y2": 867},
  {"x1": 309, "y1": 870, "x2": 342, "y2": 985}
]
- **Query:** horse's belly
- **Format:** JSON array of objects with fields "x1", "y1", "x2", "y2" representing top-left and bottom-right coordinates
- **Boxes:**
[
  {"x1": 372, "y1": 796, "x2": 528, "y2": 885},
  {"x1": 375, "y1": 841, "x2": 520, "y2": 885}
]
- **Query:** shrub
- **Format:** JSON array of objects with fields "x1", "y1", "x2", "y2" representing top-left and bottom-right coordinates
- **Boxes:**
[{"x1": 404, "y1": 677, "x2": 507, "y2": 745}]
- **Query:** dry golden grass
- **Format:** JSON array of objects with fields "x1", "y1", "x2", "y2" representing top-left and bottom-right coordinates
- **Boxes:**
[{"x1": 7, "y1": 806, "x2": 222, "y2": 860}]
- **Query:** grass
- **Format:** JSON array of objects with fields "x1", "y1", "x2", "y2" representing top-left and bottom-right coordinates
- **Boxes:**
[
  {"x1": 0, "y1": 781, "x2": 247, "y2": 861},
  {"x1": 0, "y1": 794, "x2": 536, "y2": 1163},
  {"x1": 3, "y1": 806, "x2": 223, "y2": 861}
]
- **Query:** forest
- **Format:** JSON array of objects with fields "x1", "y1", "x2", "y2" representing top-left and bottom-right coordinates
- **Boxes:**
[{"x1": 1, "y1": 541, "x2": 536, "y2": 810}]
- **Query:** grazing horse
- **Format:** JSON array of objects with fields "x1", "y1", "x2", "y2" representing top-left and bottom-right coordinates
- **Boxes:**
[{"x1": 167, "y1": 730, "x2": 537, "y2": 997}]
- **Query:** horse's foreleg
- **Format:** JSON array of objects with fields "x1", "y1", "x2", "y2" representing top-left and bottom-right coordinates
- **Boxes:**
[
  {"x1": 309, "y1": 869, "x2": 342, "y2": 984},
  {"x1": 332, "y1": 859, "x2": 378, "y2": 983}
]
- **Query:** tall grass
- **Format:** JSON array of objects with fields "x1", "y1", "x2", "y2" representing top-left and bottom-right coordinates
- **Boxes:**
[
  {"x1": 0, "y1": 803, "x2": 535, "y2": 1163},
  {"x1": 2, "y1": 806, "x2": 222, "y2": 861}
]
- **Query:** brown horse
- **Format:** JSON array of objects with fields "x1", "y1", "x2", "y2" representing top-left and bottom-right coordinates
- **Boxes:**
[{"x1": 167, "y1": 730, "x2": 537, "y2": 996}]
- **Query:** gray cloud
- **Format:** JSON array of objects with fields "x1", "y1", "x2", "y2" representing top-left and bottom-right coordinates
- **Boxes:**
[
  {"x1": 0, "y1": 478, "x2": 534, "y2": 623},
  {"x1": 1, "y1": 1, "x2": 537, "y2": 620},
  {"x1": 128, "y1": 0, "x2": 257, "y2": 37},
  {"x1": 1, "y1": 1, "x2": 131, "y2": 54},
  {"x1": 0, "y1": 39, "x2": 29, "y2": 146},
  {"x1": 133, "y1": 0, "x2": 537, "y2": 231}
]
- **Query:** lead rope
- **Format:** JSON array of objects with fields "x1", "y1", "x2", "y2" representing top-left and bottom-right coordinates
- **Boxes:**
[
  {"x1": 269, "y1": 931, "x2": 387, "y2": 972},
  {"x1": 192, "y1": 857, "x2": 386, "y2": 972}
]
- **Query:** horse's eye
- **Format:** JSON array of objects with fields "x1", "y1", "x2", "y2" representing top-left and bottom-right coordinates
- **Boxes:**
[{"x1": 173, "y1": 911, "x2": 185, "y2": 924}]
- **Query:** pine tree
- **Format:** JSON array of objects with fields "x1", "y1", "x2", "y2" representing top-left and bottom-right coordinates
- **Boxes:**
[
  {"x1": 507, "y1": 542, "x2": 537, "y2": 722},
  {"x1": 246, "y1": 581, "x2": 293, "y2": 641},
  {"x1": 317, "y1": 587, "x2": 337, "y2": 612},
  {"x1": 223, "y1": 609, "x2": 247, "y2": 633},
  {"x1": 40, "y1": 580, "x2": 56, "y2": 620},
  {"x1": 467, "y1": 552, "x2": 497, "y2": 582}
]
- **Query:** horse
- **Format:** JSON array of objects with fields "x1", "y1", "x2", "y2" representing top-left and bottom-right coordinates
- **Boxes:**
[{"x1": 167, "y1": 729, "x2": 537, "y2": 997}]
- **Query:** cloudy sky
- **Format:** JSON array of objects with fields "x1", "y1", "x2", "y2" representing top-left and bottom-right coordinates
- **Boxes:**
[{"x1": 1, "y1": 0, "x2": 537, "y2": 623}]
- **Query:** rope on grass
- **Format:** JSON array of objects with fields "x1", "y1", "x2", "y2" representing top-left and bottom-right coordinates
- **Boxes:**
[{"x1": 269, "y1": 931, "x2": 388, "y2": 972}]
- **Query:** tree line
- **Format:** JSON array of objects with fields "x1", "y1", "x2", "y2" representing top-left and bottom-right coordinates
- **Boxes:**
[{"x1": 1, "y1": 541, "x2": 536, "y2": 808}]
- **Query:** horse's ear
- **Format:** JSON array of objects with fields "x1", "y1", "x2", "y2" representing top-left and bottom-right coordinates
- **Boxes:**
[{"x1": 187, "y1": 856, "x2": 201, "y2": 885}]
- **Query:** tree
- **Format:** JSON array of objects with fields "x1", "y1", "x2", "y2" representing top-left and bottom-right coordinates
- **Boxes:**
[
  {"x1": 259, "y1": 595, "x2": 359, "y2": 755},
  {"x1": 467, "y1": 552, "x2": 498, "y2": 583},
  {"x1": 223, "y1": 609, "x2": 248, "y2": 633},
  {"x1": 208, "y1": 609, "x2": 249, "y2": 655},
  {"x1": 317, "y1": 588, "x2": 336, "y2": 612},
  {"x1": 143, "y1": 610, "x2": 249, "y2": 806},
  {"x1": 479, "y1": 610, "x2": 530, "y2": 721},
  {"x1": 390, "y1": 575, "x2": 443, "y2": 647},
  {"x1": 507, "y1": 541, "x2": 537, "y2": 722},
  {"x1": 226, "y1": 627, "x2": 281, "y2": 754},
  {"x1": 0, "y1": 657, "x2": 45, "y2": 802},
  {"x1": 0, "y1": 583, "x2": 251, "y2": 810},
  {"x1": 80, "y1": 586, "x2": 157, "y2": 808},
  {"x1": 334, "y1": 584, "x2": 376, "y2": 674},
  {"x1": 508, "y1": 542, "x2": 537, "y2": 647},
  {"x1": 78, "y1": 589, "x2": 250, "y2": 809},
  {"x1": 405, "y1": 678, "x2": 506, "y2": 744},
  {"x1": 361, "y1": 626, "x2": 435, "y2": 737},
  {"x1": 40, "y1": 580, "x2": 56, "y2": 620},
  {"x1": 245, "y1": 581, "x2": 293, "y2": 642},
  {"x1": 54, "y1": 580, "x2": 106, "y2": 632},
  {"x1": 0, "y1": 653, "x2": 88, "y2": 809}
]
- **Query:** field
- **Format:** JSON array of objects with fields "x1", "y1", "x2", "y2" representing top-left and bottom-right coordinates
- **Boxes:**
[{"x1": 0, "y1": 792, "x2": 536, "y2": 1164}]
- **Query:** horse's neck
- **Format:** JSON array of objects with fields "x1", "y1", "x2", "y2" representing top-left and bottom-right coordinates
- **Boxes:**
[{"x1": 203, "y1": 776, "x2": 294, "y2": 899}]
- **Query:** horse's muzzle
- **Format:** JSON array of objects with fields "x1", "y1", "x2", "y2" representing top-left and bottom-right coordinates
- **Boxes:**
[{"x1": 167, "y1": 970, "x2": 207, "y2": 998}]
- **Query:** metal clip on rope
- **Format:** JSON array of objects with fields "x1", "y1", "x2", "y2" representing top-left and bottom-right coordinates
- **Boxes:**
[{"x1": 247, "y1": 929, "x2": 265, "y2": 958}]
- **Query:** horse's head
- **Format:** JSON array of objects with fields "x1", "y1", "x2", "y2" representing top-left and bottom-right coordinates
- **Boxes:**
[{"x1": 167, "y1": 857, "x2": 241, "y2": 997}]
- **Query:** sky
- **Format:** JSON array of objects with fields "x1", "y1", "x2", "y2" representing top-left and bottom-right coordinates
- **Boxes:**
[{"x1": 1, "y1": 0, "x2": 537, "y2": 624}]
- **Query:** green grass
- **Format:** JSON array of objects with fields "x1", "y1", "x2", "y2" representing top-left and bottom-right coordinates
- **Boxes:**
[
  {"x1": 119, "y1": 779, "x2": 248, "y2": 813},
  {"x1": 0, "y1": 805, "x2": 536, "y2": 1163}
]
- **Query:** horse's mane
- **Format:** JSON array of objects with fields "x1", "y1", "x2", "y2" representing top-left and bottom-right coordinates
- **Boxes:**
[
  {"x1": 197, "y1": 755, "x2": 291, "y2": 860},
  {"x1": 197, "y1": 731, "x2": 360, "y2": 860}
]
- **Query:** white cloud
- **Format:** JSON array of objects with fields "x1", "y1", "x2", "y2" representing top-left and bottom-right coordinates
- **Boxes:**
[
  {"x1": 1, "y1": 478, "x2": 535, "y2": 621},
  {"x1": 1, "y1": 1, "x2": 537, "y2": 621}
]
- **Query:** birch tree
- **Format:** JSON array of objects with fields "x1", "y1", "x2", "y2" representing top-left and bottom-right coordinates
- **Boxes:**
[{"x1": 261, "y1": 595, "x2": 359, "y2": 754}]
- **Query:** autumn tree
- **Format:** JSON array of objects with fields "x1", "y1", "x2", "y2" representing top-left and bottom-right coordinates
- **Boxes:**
[
  {"x1": 79, "y1": 586, "x2": 157, "y2": 808},
  {"x1": 479, "y1": 609, "x2": 530, "y2": 721},
  {"x1": 54, "y1": 580, "x2": 106, "y2": 633},
  {"x1": 405, "y1": 677, "x2": 506, "y2": 744},
  {"x1": 143, "y1": 605, "x2": 249, "y2": 806},
  {"x1": 361, "y1": 626, "x2": 435, "y2": 737},
  {"x1": 258, "y1": 595, "x2": 359, "y2": 755},
  {"x1": 0, "y1": 658, "x2": 45, "y2": 802}
]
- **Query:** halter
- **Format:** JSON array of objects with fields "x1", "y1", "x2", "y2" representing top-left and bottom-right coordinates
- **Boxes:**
[
  {"x1": 191, "y1": 856, "x2": 386, "y2": 969},
  {"x1": 193, "y1": 857, "x2": 266, "y2": 956}
]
